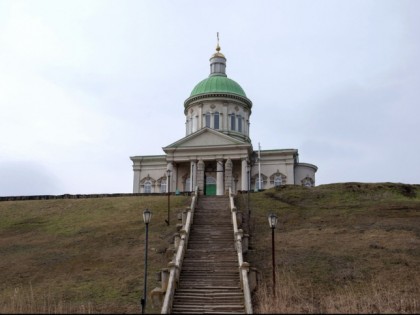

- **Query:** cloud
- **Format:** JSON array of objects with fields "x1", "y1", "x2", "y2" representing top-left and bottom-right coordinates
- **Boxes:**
[
  {"x1": 0, "y1": 160, "x2": 63, "y2": 196},
  {"x1": 0, "y1": 0, "x2": 419, "y2": 196}
]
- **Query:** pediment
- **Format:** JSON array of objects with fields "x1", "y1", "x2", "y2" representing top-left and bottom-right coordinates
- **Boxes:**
[{"x1": 163, "y1": 128, "x2": 246, "y2": 150}]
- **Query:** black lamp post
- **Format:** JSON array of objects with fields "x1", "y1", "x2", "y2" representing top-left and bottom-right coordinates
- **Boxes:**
[
  {"x1": 268, "y1": 213, "x2": 278, "y2": 296},
  {"x1": 165, "y1": 169, "x2": 171, "y2": 225},
  {"x1": 141, "y1": 209, "x2": 152, "y2": 314},
  {"x1": 247, "y1": 163, "x2": 251, "y2": 229}
]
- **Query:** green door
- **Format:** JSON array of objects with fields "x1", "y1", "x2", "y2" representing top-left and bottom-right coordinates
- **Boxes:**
[
  {"x1": 206, "y1": 184, "x2": 216, "y2": 195},
  {"x1": 205, "y1": 176, "x2": 217, "y2": 195}
]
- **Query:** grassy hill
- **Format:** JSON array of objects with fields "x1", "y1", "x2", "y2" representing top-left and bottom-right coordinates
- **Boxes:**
[
  {"x1": 0, "y1": 182, "x2": 419, "y2": 313},
  {"x1": 239, "y1": 182, "x2": 420, "y2": 313}
]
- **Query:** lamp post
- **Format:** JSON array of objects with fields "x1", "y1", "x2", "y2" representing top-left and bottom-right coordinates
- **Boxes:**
[
  {"x1": 247, "y1": 163, "x2": 251, "y2": 228},
  {"x1": 165, "y1": 169, "x2": 171, "y2": 225},
  {"x1": 141, "y1": 209, "x2": 152, "y2": 314},
  {"x1": 268, "y1": 213, "x2": 278, "y2": 296}
]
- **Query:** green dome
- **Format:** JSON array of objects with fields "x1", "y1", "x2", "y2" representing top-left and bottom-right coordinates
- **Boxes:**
[{"x1": 190, "y1": 75, "x2": 247, "y2": 98}]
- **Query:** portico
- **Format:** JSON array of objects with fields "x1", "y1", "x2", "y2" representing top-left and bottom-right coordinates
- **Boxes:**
[{"x1": 162, "y1": 127, "x2": 253, "y2": 195}]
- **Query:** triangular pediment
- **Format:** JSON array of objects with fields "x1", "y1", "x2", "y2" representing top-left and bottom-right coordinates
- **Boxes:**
[{"x1": 163, "y1": 128, "x2": 247, "y2": 150}]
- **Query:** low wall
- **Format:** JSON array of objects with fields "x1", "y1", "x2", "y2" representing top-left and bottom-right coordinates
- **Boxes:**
[{"x1": 0, "y1": 192, "x2": 192, "y2": 202}]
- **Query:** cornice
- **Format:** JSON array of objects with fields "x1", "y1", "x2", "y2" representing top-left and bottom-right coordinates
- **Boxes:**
[
  {"x1": 296, "y1": 162, "x2": 318, "y2": 171},
  {"x1": 184, "y1": 92, "x2": 252, "y2": 110}
]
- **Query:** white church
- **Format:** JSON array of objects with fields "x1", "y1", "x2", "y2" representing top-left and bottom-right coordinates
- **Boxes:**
[{"x1": 130, "y1": 39, "x2": 317, "y2": 195}]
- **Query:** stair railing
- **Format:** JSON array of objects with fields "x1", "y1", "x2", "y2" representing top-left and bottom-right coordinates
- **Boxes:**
[
  {"x1": 229, "y1": 187, "x2": 253, "y2": 314},
  {"x1": 161, "y1": 186, "x2": 199, "y2": 314}
]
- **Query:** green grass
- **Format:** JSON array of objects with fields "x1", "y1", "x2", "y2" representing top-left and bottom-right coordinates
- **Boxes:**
[{"x1": 0, "y1": 182, "x2": 419, "y2": 313}]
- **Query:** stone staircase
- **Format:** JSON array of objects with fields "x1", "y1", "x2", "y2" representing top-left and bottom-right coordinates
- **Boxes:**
[{"x1": 172, "y1": 196, "x2": 245, "y2": 314}]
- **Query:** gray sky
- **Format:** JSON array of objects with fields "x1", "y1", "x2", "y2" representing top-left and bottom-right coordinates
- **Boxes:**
[{"x1": 0, "y1": 0, "x2": 419, "y2": 196}]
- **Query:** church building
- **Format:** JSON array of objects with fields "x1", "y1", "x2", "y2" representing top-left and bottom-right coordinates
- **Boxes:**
[{"x1": 130, "y1": 39, "x2": 317, "y2": 195}]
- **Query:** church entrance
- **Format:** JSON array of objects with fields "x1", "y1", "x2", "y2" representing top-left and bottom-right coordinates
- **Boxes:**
[{"x1": 204, "y1": 175, "x2": 216, "y2": 195}]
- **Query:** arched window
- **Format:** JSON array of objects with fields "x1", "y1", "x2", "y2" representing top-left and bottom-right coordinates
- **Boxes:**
[
  {"x1": 274, "y1": 175, "x2": 282, "y2": 187},
  {"x1": 214, "y1": 112, "x2": 220, "y2": 129},
  {"x1": 144, "y1": 180, "x2": 152, "y2": 193},
  {"x1": 205, "y1": 112, "x2": 211, "y2": 128},
  {"x1": 255, "y1": 178, "x2": 264, "y2": 190},
  {"x1": 302, "y1": 177, "x2": 314, "y2": 187},
  {"x1": 160, "y1": 180, "x2": 167, "y2": 193},
  {"x1": 237, "y1": 115, "x2": 242, "y2": 132},
  {"x1": 230, "y1": 114, "x2": 236, "y2": 131}
]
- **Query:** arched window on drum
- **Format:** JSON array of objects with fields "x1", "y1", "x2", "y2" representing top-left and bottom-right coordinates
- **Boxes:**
[
  {"x1": 205, "y1": 112, "x2": 211, "y2": 128},
  {"x1": 214, "y1": 112, "x2": 220, "y2": 129}
]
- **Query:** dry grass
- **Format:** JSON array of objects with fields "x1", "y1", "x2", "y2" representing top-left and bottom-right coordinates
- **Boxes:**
[
  {"x1": 240, "y1": 182, "x2": 420, "y2": 314},
  {"x1": 1, "y1": 183, "x2": 419, "y2": 313},
  {"x1": 0, "y1": 195, "x2": 190, "y2": 314},
  {"x1": 1, "y1": 284, "x2": 93, "y2": 314},
  {"x1": 255, "y1": 269, "x2": 419, "y2": 313}
]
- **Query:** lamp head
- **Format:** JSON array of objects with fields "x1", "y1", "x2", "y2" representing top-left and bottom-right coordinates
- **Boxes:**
[
  {"x1": 143, "y1": 208, "x2": 152, "y2": 224},
  {"x1": 268, "y1": 213, "x2": 278, "y2": 229}
]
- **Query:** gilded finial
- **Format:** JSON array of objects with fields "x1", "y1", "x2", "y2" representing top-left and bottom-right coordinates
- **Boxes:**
[{"x1": 211, "y1": 32, "x2": 225, "y2": 58}]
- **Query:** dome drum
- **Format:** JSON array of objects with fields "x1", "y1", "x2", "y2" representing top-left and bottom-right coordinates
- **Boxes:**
[{"x1": 184, "y1": 92, "x2": 252, "y2": 113}]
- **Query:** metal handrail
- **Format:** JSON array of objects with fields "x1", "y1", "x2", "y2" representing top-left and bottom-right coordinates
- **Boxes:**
[{"x1": 229, "y1": 187, "x2": 253, "y2": 314}]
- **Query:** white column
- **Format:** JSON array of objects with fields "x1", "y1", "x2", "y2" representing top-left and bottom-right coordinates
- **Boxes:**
[
  {"x1": 216, "y1": 159, "x2": 224, "y2": 196},
  {"x1": 197, "y1": 159, "x2": 205, "y2": 195},
  {"x1": 223, "y1": 103, "x2": 228, "y2": 131},
  {"x1": 133, "y1": 166, "x2": 140, "y2": 193},
  {"x1": 172, "y1": 163, "x2": 178, "y2": 192},
  {"x1": 241, "y1": 158, "x2": 247, "y2": 191},
  {"x1": 192, "y1": 115, "x2": 197, "y2": 132},
  {"x1": 224, "y1": 159, "x2": 233, "y2": 194},
  {"x1": 190, "y1": 160, "x2": 196, "y2": 191},
  {"x1": 198, "y1": 104, "x2": 202, "y2": 130},
  {"x1": 286, "y1": 162, "x2": 295, "y2": 185},
  {"x1": 189, "y1": 116, "x2": 193, "y2": 134},
  {"x1": 167, "y1": 162, "x2": 173, "y2": 192}
]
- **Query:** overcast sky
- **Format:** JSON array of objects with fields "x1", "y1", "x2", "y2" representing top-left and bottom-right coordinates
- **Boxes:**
[{"x1": 0, "y1": 0, "x2": 419, "y2": 196}]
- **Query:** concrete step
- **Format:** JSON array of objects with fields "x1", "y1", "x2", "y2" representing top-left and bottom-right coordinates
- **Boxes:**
[
  {"x1": 174, "y1": 291, "x2": 243, "y2": 295},
  {"x1": 171, "y1": 196, "x2": 245, "y2": 314}
]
